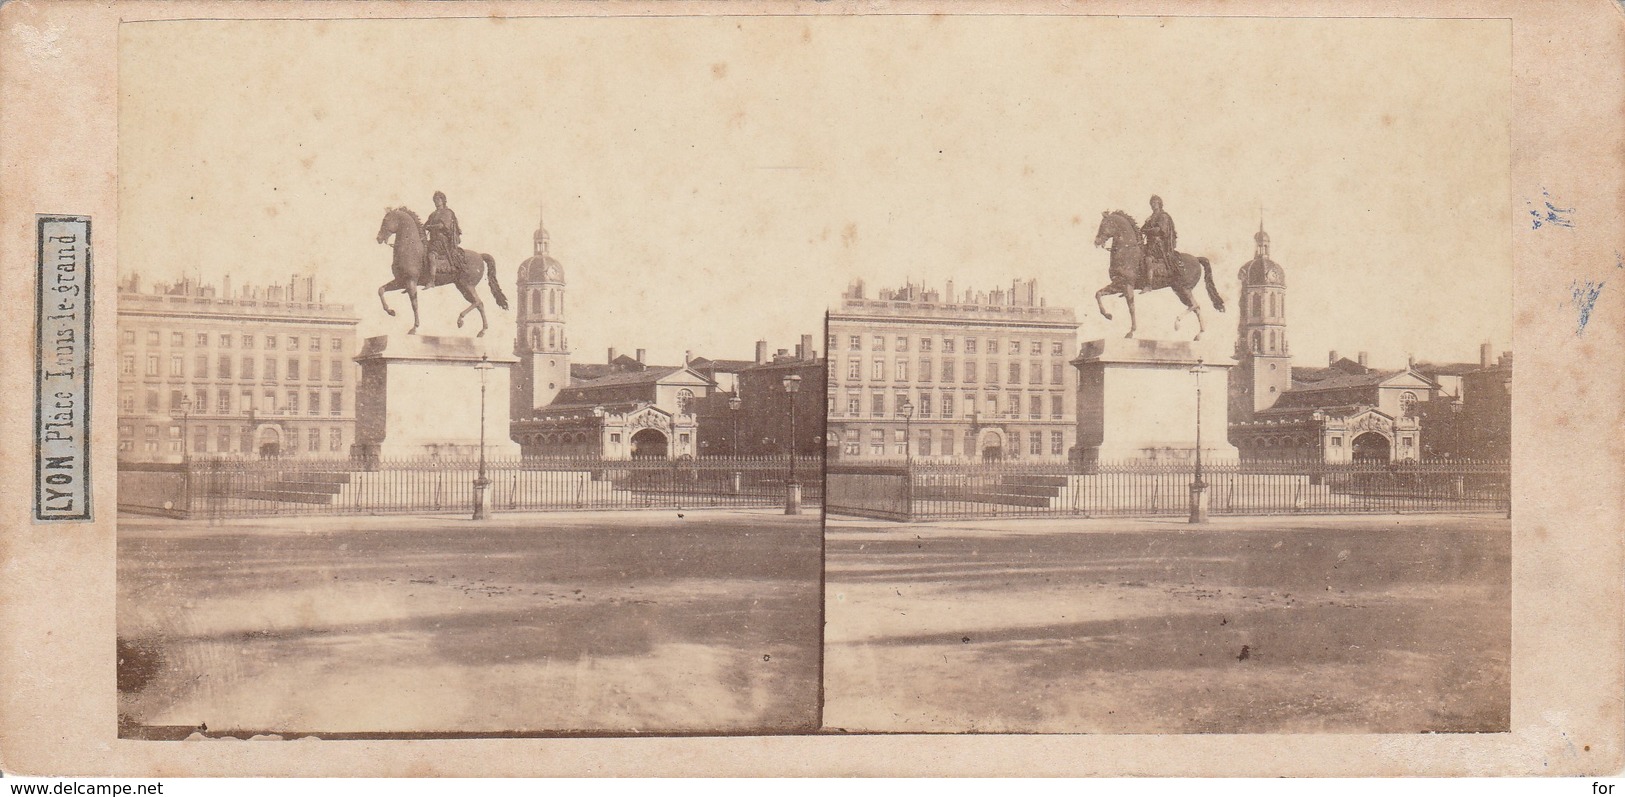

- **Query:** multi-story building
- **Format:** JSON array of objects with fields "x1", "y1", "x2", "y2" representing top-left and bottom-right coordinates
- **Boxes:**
[
  {"x1": 116, "y1": 273, "x2": 361, "y2": 462},
  {"x1": 826, "y1": 278, "x2": 1079, "y2": 463}
]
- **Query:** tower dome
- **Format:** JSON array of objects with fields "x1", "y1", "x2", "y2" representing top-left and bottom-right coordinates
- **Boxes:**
[
  {"x1": 1238, "y1": 221, "x2": 1285, "y2": 286},
  {"x1": 518, "y1": 206, "x2": 564, "y2": 285}
]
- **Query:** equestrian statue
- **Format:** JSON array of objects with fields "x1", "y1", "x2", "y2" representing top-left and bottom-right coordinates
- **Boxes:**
[
  {"x1": 375, "y1": 191, "x2": 509, "y2": 336},
  {"x1": 1091, "y1": 195, "x2": 1225, "y2": 340}
]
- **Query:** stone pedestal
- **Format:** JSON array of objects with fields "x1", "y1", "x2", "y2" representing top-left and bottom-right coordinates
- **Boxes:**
[
  {"x1": 1071, "y1": 338, "x2": 1239, "y2": 465},
  {"x1": 351, "y1": 335, "x2": 522, "y2": 461}
]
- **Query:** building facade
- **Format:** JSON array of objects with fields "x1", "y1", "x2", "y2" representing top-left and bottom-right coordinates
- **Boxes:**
[
  {"x1": 510, "y1": 349, "x2": 710, "y2": 459},
  {"x1": 827, "y1": 279, "x2": 1079, "y2": 463},
  {"x1": 117, "y1": 273, "x2": 361, "y2": 461},
  {"x1": 511, "y1": 208, "x2": 572, "y2": 415}
]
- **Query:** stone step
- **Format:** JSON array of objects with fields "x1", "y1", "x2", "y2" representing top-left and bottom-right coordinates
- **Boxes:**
[
  {"x1": 240, "y1": 489, "x2": 337, "y2": 505},
  {"x1": 964, "y1": 492, "x2": 1053, "y2": 508}
]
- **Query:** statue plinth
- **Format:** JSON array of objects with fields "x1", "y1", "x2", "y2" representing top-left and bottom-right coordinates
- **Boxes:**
[
  {"x1": 1070, "y1": 338, "x2": 1239, "y2": 465},
  {"x1": 351, "y1": 335, "x2": 522, "y2": 461}
]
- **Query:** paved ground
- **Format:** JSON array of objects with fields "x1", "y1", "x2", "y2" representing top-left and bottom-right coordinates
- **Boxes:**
[
  {"x1": 824, "y1": 513, "x2": 1509, "y2": 734},
  {"x1": 118, "y1": 509, "x2": 821, "y2": 737}
]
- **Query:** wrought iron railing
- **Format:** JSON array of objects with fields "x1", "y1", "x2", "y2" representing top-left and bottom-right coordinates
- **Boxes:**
[
  {"x1": 120, "y1": 455, "x2": 823, "y2": 518},
  {"x1": 827, "y1": 458, "x2": 1510, "y2": 521}
]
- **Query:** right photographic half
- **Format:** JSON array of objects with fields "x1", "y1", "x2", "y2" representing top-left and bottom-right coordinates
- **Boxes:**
[{"x1": 821, "y1": 16, "x2": 1511, "y2": 734}]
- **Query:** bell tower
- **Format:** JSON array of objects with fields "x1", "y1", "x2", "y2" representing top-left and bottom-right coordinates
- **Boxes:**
[
  {"x1": 512, "y1": 205, "x2": 571, "y2": 414},
  {"x1": 1229, "y1": 222, "x2": 1294, "y2": 420}
]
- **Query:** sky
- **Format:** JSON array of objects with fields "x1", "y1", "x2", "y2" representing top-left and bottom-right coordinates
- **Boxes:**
[{"x1": 120, "y1": 14, "x2": 1512, "y2": 370}]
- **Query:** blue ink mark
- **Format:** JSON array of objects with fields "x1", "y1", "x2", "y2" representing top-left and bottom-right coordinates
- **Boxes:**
[
  {"x1": 1527, "y1": 188, "x2": 1575, "y2": 230},
  {"x1": 1570, "y1": 279, "x2": 1604, "y2": 336}
]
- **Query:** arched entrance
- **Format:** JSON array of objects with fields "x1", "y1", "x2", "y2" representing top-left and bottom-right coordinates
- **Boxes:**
[
  {"x1": 630, "y1": 428, "x2": 668, "y2": 459},
  {"x1": 255, "y1": 425, "x2": 283, "y2": 458},
  {"x1": 1351, "y1": 432, "x2": 1391, "y2": 463},
  {"x1": 978, "y1": 430, "x2": 1005, "y2": 463}
]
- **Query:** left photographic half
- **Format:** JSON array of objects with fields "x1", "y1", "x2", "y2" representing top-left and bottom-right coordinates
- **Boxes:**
[{"x1": 114, "y1": 18, "x2": 826, "y2": 739}]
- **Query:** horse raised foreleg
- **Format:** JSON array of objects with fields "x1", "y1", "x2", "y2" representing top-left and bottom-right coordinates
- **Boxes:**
[
  {"x1": 1094, "y1": 284, "x2": 1120, "y2": 321},
  {"x1": 377, "y1": 279, "x2": 401, "y2": 317}
]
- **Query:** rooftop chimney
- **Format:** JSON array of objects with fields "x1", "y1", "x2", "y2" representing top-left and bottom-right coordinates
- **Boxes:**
[
  {"x1": 1329, "y1": 350, "x2": 1338, "y2": 365},
  {"x1": 608, "y1": 347, "x2": 618, "y2": 364},
  {"x1": 1357, "y1": 351, "x2": 1369, "y2": 368},
  {"x1": 1480, "y1": 342, "x2": 1493, "y2": 368},
  {"x1": 683, "y1": 350, "x2": 691, "y2": 366},
  {"x1": 1407, "y1": 353, "x2": 1416, "y2": 370},
  {"x1": 800, "y1": 334, "x2": 814, "y2": 361},
  {"x1": 635, "y1": 348, "x2": 646, "y2": 364},
  {"x1": 755, "y1": 340, "x2": 768, "y2": 365}
]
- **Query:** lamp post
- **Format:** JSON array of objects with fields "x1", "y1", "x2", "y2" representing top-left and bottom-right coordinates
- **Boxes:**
[
  {"x1": 473, "y1": 355, "x2": 494, "y2": 520},
  {"x1": 177, "y1": 394, "x2": 193, "y2": 514},
  {"x1": 782, "y1": 373, "x2": 802, "y2": 515},
  {"x1": 898, "y1": 400, "x2": 915, "y2": 467},
  {"x1": 727, "y1": 394, "x2": 742, "y2": 456},
  {"x1": 1189, "y1": 359, "x2": 1210, "y2": 524}
]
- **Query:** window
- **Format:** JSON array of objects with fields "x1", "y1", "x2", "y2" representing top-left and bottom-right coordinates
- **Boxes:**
[
  {"x1": 986, "y1": 361, "x2": 999, "y2": 383},
  {"x1": 918, "y1": 433, "x2": 932, "y2": 456},
  {"x1": 828, "y1": 334, "x2": 838, "y2": 351},
  {"x1": 894, "y1": 359, "x2": 908, "y2": 381},
  {"x1": 1030, "y1": 395, "x2": 1043, "y2": 419},
  {"x1": 920, "y1": 338, "x2": 933, "y2": 352},
  {"x1": 240, "y1": 428, "x2": 252, "y2": 452},
  {"x1": 197, "y1": 333, "x2": 209, "y2": 347},
  {"x1": 1051, "y1": 431, "x2": 1064, "y2": 455},
  {"x1": 1400, "y1": 391, "x2": 1419, "y2": 417},
  {"x1": 219, "y1": 355, "x2": 233, "y2": 379},
  {"x1": 309, "y1": 358, "x2": 320, "y2": 381},
  {"x1": 146, "y1": 390, "x2": 159, "y2": 412},
  {"x1": 843, "y1": 438, "x2": 860, "y2": 456},
  {"x1": 286, "y1": 391, "x2": 299, "y2": 413},
  {"x1": 1051, "y1": 394, "x2": 1064, "y2": 419},
  {"x1": 218, "y1": 428, "x2": 232, "y2": 453},
  {"x1": 848, "y1": 335, "x2": 861, "y2": 351},
  {"x1": 610, "y1": 433, "x2": 622, "y2": 444},
  {"x1": 241, "y1": 390, "x2": 253, "y2": 415},
  {"x1": 919, "y1": 359, "x2": 932, "y2": 382},
  {"x1": 287, "y1": 358, "x2": 301, "y2": 381},
  {"x1": 1331, "y1": 436, "x2": 1343, "y2": 447},
  {"x1": 847, "y1": 359, "x2": 861, "y2": 380},
  {"x1": 1051, "y1": 363, "x2": 1064, "y2": 384},
  {"x1": 895, "y1": 393, "x2": 909, "y2": 417},
  {"x1": 963, "y1": 394, "x2": 976, "y2": 417},
  {"x1": 871, "y1": 359, "x2": 884, "y2": 381},
  {"x1": 1009, "y1": 362, "x2": 1022, "y2": 384},
  {"x1": 265, "y1": 335, "x2": 276, "y2": 350},
  {"x1": 896, "y1": 336, "x2": 909, "y2": 352},
  {"x1": 241, "y1": 357, "x2": 255, "y2": 380},
  {"x1": 1052, "y1": 341, "x2": 1064, "y2": 356},
  {"x1": 144, "y1": 424, "x2": 159, "y2": 438},
  {"x1": 171, "y1": 332, "x2": 185, "y2": 347},
  {"x1": 309, "y1": 391, "x2": 320, "y2": 415},
  {"x1": 143, "y1": 440, "x2": 158, "y2": 454},
  {"x1": 1029, "y1": 361, "x2": 1042, "y2": 384},
  {"x1": 168, "y1": 356, "x2": 183, "y2": 377},
  {"x1": 965, "y1": 361, "x2": 977, "y2": 383},
  {"x1": 146, "y1": 331, "x2": 160, "y2": 346},
  {"x1": 940, "y1": 430, "x2": 954, "y2": 457},
  {"x1": 330, "y1": 360, "x2": 344, "y2": 382},
  {"x1": 120, "y1": 355, "x2": 134, "y2": 376},
  {"x1": 1030, "y1": 340, "x2": 1042, "y2": 355},
  {"x1": 221, "y1": 334, "x2": 233, "y2": 348},
  {"x1": 330, "y1": 428, "x2": 343, "y2": 451},
  {"x1": 829, "y1": 360, "x2": 838, "y2": 382},
  {"x1": 217, "y1": 391, "x2": 231, "y2": 414},
  {"x1": 262, "y1": 391, "x2": 275, "y2": 413},
  {"x1": 1030, "y1": 431, "x2": 1043, "y2": 455},
  {"x1": 941, "y1": 393, "x2": 954, "y2": 418},
  {"x1": 145, "y1": 355, "x2": 158, "y2": 377},
  {"x1": 331, "y1": 338, "x2": 343, "y2": 352},
  {"x1": 985, "y1": 395, "x2": 998, "y2": 416},
  {"x1": 893, "y1": 429, "x2": 907, "y2": 456},
  {"x1": 120, "y1": 393, "x2": 134, "y2": 413},
  {"x1": 986, "y1": 339, "x2": 997, "y2": 355},
  {"x1": 919, "y1": 392, "x2": 933, "y2": 418},
  {"x1": 869, "y1": 430, "x2": 884, "y2": 457},
  {"x1": 194, "y1": 427, "x2": 208, "y2": 453},
  {"x1": 121, "y1": 330, "x2": 135, "y2": 346},
  {"x1": 330, "y1": 391, "x2": 342, "y2": 416},
  {"x1": 242, "y1": 334, "x2": 254, "y2": 349},
  {"x1": 195, "y1": 354, "x2": 209, "y2": 379},
  {"x1": 289, "y1": 336, "x2": 300, "y2": 350},
  {"x1": 965, "y1": 338, "x2": 977, "y2": 355},
  {"x1": 265, "y1": 359, "x2": 278, "y2": 380},
  {"x1": 309, "y1": 337, "x2": 321, "y2": 351},
  {"x1": 942, "y1": 338, "x2": 956, "y2": 354},
  {"x1": 308, "y1": 429, "x2": 320, "y2": 451},
  {"x1": 677, "y1": 389, "x2": 695, "y2": 414},
  {"x1": 1007, "y1": 392, "x2": 1022, "y2": 418},
  {"x1": 942, "y1": 360, "x2": 955, "y2": 382},
  {"x1": 168, "y1": 424, "x2": 181, "y2": 439},
  {"x1": 119, "y1": 423, "x2": 132, "y2": 438},
  {"x1": 847, "y1": 393, "x2": 861, "y2": 416},
  {"x1": 193, "y1": 388, "x2": 208, "y2": 411},
  {"x1": 871, "y1": 392, "x2": 886, "y2": 416},
  {"x1": 872, "y1": 335, "x2": 884, "y2": 351},
  {"x1": 1009, "y1": 340, "x2": 1021, "y2": 355},
  {"x1": 1402, "y1": 436, "x2": 1414, "y2": 448}
]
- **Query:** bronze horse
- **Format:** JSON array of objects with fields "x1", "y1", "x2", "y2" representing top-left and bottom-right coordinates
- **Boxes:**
[
  {"x1": 1092, "y1": 210, "x2": 1225, "y2": 339},
  {"x1": 375, "y1": 207, "x2": 509, "y2": 336}
]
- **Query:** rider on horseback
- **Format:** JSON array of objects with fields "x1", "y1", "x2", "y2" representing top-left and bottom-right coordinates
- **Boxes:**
[
  {"x1": 424, "y1": 190, "x2": 462, "y2": 284},
  {"x1": 1140, "y1": 195, "x2": 1177, "y2": 285}
]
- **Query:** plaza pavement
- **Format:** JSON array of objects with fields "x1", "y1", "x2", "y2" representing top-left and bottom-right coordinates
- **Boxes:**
[
  {"x1": 823, "y1": 513, "x2": 1510, "y2": 734},
  {"x1": 118, "y1": 508, "x2": 821, "y2": 738}
]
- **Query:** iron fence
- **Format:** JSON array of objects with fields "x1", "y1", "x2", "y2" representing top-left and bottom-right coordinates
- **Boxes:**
[
  {"x1": 122, "y1": 455, "x2": 823, "y2": 519},
  {"x1": 827, "y1": 458, "x2": 1510, "y2": 521}
]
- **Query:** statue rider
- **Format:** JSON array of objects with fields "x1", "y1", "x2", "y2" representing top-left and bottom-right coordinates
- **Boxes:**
[
  {"x1": 424, "y1": 190, "x2": 462, "y2": 284},
  {"x1": 1140, "y1": 194, "x2": 1177, "y2": 282}
]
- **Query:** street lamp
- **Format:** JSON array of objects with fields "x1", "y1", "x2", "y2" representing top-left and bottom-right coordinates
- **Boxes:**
[
  {"x1": 782, "y1": 373, "x2": 802, "y2": 515},
  {"x1": 727, "y1": 394, "x2": 743, "y2": 456},
  {"x1": 473, "y1": 354, "x2": 494, "y2": 520},
  {"x1": 898, "y1": 400, "x2": 915, "y2": 467},
  {"x1": 176, "y1": 394, "x2": 194, "y2": 514},
  {"x1": 1189, "y1": 359, "x2": 1210, "y2": 524}
]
